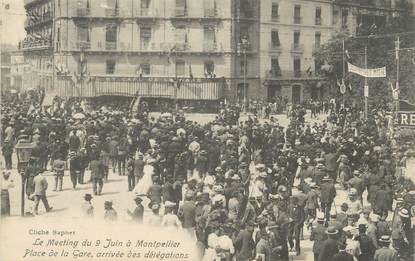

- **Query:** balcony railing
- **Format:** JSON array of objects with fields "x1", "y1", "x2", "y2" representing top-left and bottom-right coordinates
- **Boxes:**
[
  {"x1": 76, "y1": 41, "x2": 91, "y2": 49},
  {"x1": 175, "y1": 8, "x2": 188, "y2": 17},
  {"x1": 204, "y1": 8, "x2": 218, "y2": 18},
  {"x1": 21, "y1": 39, "x2": 52, "y2": 50},
  {"x1": 105, "y1": 41, "x2": 117, "y2": 50},
  {"x1": 294, "y1": 16, "x2": 302, "y2": 24},
  {"x1": 24, "y1": 12, "x2": 53, "y2": 28},
  {"x1": 175, "y1": 42, "x2": 190, "y2": 51},
  {"x1": 271, "y1": 15, "x2": 280, "y2": 22},
  {"x1": 315, "y1": 17, "x2": 322, "y2": 25},
  {"x1": 269, "y1": 42, "x2": 281, "y2": 51},
  {"x1": 77, "y1": 8, "x2": 90, "y2": 16},
  {"x1": 291, "y1": 43, "x2": 304, "y2": 53},
  {"x1": 269, "y1": 69, "x2": 282, "y2": 78},
  {"x1": 105, "y1": 8, "x2": 119, "y2": 17},
  {"x1": 203, "y1": 42, "x2": 217, "y2": 52}
]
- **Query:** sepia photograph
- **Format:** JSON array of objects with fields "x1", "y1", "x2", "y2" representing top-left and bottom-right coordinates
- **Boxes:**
[{"x1": 0, "y1": 0, "x2": 414, "y2": 260}]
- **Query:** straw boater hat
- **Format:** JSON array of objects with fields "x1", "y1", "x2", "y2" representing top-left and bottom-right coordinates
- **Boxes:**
[
  {"x1": 164, "y1": 201, "x2": 176, "y2": 208},
  {"x1": 348, "y1": 188, "x2": 358, "y2": 196},
  {"x1": 317, "y1": 212, "x2": 325, "y2": 222},
  {"x1": 399, "y1": 208, "x2": 410, "y2": 218},
  {"x1": 379, "y1": 235, "x2": 391, "y2": 243},
  {"x1": 325, "y1": 226, "x2": 339, "y2": 235},
  {"x1": 133, "y1": 195, "x2": 143, "y2": 202}
]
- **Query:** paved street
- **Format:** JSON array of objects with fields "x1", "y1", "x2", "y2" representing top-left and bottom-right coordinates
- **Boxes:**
[
  {"x1": 1, "y1": 112, "x2": 338, "y2": 261},
  {"x1": 1, "y1": 112, "x2": 412, "y2": 261}
]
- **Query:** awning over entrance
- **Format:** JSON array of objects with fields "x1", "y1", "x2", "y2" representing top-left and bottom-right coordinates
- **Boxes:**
[{"x1": 57, "y1": 76, "x2": 224, "y2": 100}]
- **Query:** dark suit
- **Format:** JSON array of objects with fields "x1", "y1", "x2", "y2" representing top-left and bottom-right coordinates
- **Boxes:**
[
  {"x1": 147, "y1": 184, "x2": 162, "y2": 206},
  {"x1": 178, "y1": 201, "x2": 196, "y2": 228},
  {"x1": 373, "y1": 247, "x2": 398, "y2": 261},
  {"x1": 311, "y1": 223, "x2": 327, "y2": 261},
  {"x1": 234, "y1": 229, "x2": 255, "y2": 261},
  {"x1": 90, "y1": 160, "x2": 104, "y2": 195},
  {"x1": 317, "y1": 238, "x2": 338, "y2": 261},
  {"x1": 320, "y1": 182, "x2": 336, "y2": 220}
]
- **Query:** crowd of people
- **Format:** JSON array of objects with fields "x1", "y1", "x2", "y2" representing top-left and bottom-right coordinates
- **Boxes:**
[{"x1": 1, "y1": 89, "x2": 414, "y2": 261}]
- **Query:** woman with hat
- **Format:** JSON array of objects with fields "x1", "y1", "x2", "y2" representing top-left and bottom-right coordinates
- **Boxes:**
[
  {"x1": 1, "y1": 171, "x2": 14, "y2": 216},
  {"x1": 81, "y1": 193, "x2": 94, "y2": 218},
  {"x1": 104, "y1": 201, "x2": 117, "y2": 222},
  {"x1": 161, "y1": 201, "x2": 182, "y2": 229},
  {"x1": 127, "y1": 195, "x2": 144, "y2": 223}
]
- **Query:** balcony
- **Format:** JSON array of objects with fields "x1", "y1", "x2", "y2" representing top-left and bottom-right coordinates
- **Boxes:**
[
  {"x1": 315, "y1": 17, "x2": 322, "y2": 25},
  {"x1": 291, "y1": 43, "x2": 304, "y2": 53},
  {"x1": 175, "y1": 8, "x2": 188, "y2": 17},
  {"x1": 77, "y1": 8, "x2": 90, "y2": 17},
  {"x1": 24, "y1": 13, "x2": 53, "y2": 29},
  {"x1": 203, "y1": 42, "x2": 217, "y2": 52},
  {"x1": 271, "y1": 15, "x2": 280, "y2": 22},
  {"x1": 204, "y1": 8, "x2": 218, "y2": 18},
  {"x1": 105, "y1": 8, "x2": 119, "y2": 17},
  {"x1": 294, "y1": 70, "x2": 301, "y2": 77},
  {"x1": 269, "y1": 43, "x2": 282, "y2": 51},
  {"x1": 268, "y1": 69, "x2": 282, "y2": 78},
  {"x1": 175, "y1": 43, "x2": 190, "y2": 51},
  {"x1": 105, "y1": 41, "x2": 117, "y2": 50},
  {"x1": 294, "y1": 16, "x2": 302, "y2": 24},
  {"x1": 21, "y1": 39, "x2": 52, "y2": 51},
  {"x1": 76, "y1": 41, "x2": 91, "y2": 50}
]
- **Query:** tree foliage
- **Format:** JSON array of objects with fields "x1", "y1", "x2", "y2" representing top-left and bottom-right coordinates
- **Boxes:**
[{"x1": 314, "y1": 15, "x2": 415, "y2": 108}]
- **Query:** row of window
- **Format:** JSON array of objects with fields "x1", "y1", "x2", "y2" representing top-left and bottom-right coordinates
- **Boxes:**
[
  {"x1": 74, "y1": 25, "x2": 216, "y2": 47},
  {"x1": 271, "y1": 30, "x2": 321, "y2": 49},
  {"x1": 72, "y1": 0, "x2": 217, "y2": 16},
  {"x1": 102, "y1": 60, "x2": 215, "y2": 76},
  {"x1": 271, "y1": 2, "x2": 323, "y2": 25},
  {"x1": 270, "y1": 57, "x2": 321, "y2": 78}
]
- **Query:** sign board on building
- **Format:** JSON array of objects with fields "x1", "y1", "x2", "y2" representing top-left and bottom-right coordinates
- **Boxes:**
[{"x1": 397, "y1": 111, "x2": 415, "y2": 127}]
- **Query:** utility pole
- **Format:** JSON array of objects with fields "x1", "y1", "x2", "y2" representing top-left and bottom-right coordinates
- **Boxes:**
[
  {"x1": 342, "y1": 39, "x2": 345, "y2": 107},
  {"x1": 51, "y1": 0, "x2": 55, "y2": 94},
  {"x1": 395, "y1": 36, "x2": 400, "y2": 112},
  {"x1": 364, "y1": 45, "x2": 368, "y2": 120}
]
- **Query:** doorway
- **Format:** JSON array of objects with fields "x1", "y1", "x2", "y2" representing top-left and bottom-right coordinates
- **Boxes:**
[
  {"x1": 237, "y1": 83, "x2": 248, "y2": 103},
  {"x1": 292, "y1": 84, "x2": 301, "y2": 104}
]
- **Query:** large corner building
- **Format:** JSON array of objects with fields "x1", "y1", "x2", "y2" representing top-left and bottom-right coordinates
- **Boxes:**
[{"x1": 21, "y1": 0, "x2": 414, "y2": 104}]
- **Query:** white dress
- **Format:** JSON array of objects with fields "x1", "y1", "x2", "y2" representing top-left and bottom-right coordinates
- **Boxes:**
[{"x1": 133, "y1": 164, "x2": 154, "y2": 195}]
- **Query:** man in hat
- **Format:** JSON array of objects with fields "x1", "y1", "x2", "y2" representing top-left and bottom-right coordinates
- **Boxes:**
[
  {"x1": 52, "y1": 156, "x2": 65, "y2": 191},
  {"x1": 69, "y1": 151, "x2": 81, "y2": 189},
  {"x1": 127, "y1": 195, "x2": 144, "y2": 223},
  {"x1": 311, "y1": 212, "x2": 327, "y2": 261},
  {"x1": 147, "y1": 176, "x2": 162, "y2": 208},
  {"x1": 234, "y1": 222, "x2": 256, "y2": 261},
  {"x1": 256, "y1": 231, "x2": 271, "y2": 261},
  {"x1": 90, "y1": 158, "x2": 104, "y2": 196},
  {"x1": 305, "y1": 182, "x2": 319, "y2": 225},
  {"x1": 1, "y1": 140, "x2": 14, "y2": 170},
  {"x1": 367, "y1": 214, "x2": 380, "y2": 249},
  {"x1": 178, "y1": 191, "x2": 196, "y2": 237},
  {"x1": 317, "y1": 226, "x2": 339, "y2": 261},
  {"x1": 134, "y1": 153, "x2": 145, "y2": 185},
  {"x1": 391, "y1": 208, "x2": 410, "y2": 257},
  {"x1": 104, "y1": 201, "x2": 117, "y2": 222},
  {"x1": 81, "y1": 194, "x2": 94, "y2": 218},
  {"x1": 337, "y1": 203, "x2": 349, "y2": 228},
  {"x1": 374, "y1": 236, "x2": 398, "y2": 261},
  {"x1": 32, "y1": 171, "x2": 53, "y2": 215},
  {"x1": 347, "y1": 170, "x2": 365, "y2": 204},
  {"x1": 320, "y1": 176, "x2": 336, "y2": 221},
  {"x1": 126, "y1": 155, "x2": 135, "y2": 191},
  {"x1": 1, "y1": 171, "x2": 14, "y2": 216},
  {"x1": 373, "y1": 183, "x2": 392, "y2": 216},
  {"x1": 333, "y1": 242, "x2": 354, "y2": 261},
  {"x1": 78, "y1": 148, "x2": 89, "y2": 184},
  {"x1": 355, "y1": 223, "x2": 375, "y2": 261}
]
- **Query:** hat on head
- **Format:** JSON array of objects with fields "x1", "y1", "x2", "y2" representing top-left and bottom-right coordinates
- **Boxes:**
[
  {"x1": 84, "y1": 193, "x2": 93, "y2": 200},
  {"x1": 330, "y1": 210, "x2": 337, "y2": 217},
  {"x1": 353, "y1": 170, "x2": 361, "y2": 176},
  {"x1": 258, "y1": 172, "x2": 267, "y2": 178},
  {"x1": 213, "y1": 185, "x2": 224, "y2": 192},
  {"x1": 399, "y1": 208, "x2": 410, "y2": 218},
  {"x1": 255, "y1": 164, "x2": 266, "y2": 170},
  {"x1": 326, "y1": 226, "x2": 339, "y2": 235},
  {"x1": 104, "y1": 201, "x2": 113, "y2": 207},
  {"x1": 362, "y1": 206, "x2": 372, "y2": 214},
  {"x1": 322, "y1": 176, "x2": 332, "y2": 181},
  {"x1": 133, "y1": 195, "x2": 143, "y2": 202},
  {"x1": 164, "y1": 201, "x2": 176, "y2": 208},
  {"x1": 231, "y1": 174, "x2": 241, "y2": 181},
  {"x1": 341, "y1": 203, "x2": 349, "y2": 210},
  {"x1": 379, "y1": 235, "x2": 391, "y2": 243}
]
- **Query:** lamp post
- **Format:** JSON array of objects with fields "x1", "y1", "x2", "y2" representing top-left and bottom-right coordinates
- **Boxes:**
[
  {"x1": 15, "y1": 139, "x2": 35, "y2": 216},
  {"x1": 240, "y1": 37, "x2": 250, "y2": 113}
]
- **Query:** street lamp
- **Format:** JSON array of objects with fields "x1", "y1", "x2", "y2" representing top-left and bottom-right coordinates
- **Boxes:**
[
  {"x1": 239, "y1": 37, "x2": 250, "y2": 112},
  {"x1": 15, "y1": 139, "x2": 35, "y2": 216}
]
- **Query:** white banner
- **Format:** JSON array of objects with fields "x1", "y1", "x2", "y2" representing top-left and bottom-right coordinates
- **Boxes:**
[{"x1": 347, "y1": 62, "x2": 386, "y2": 78}]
